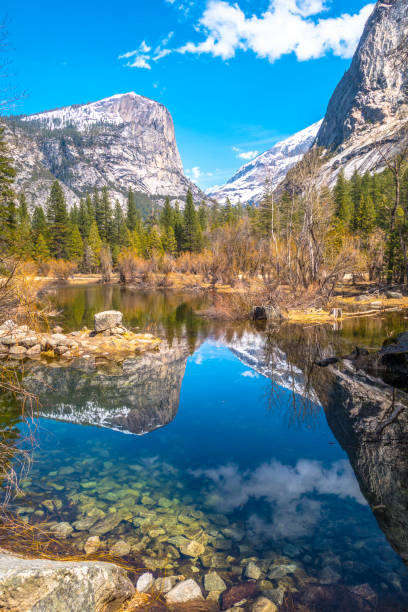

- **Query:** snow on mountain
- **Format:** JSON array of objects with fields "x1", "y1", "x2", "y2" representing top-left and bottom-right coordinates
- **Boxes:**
[
  {"x1": 221, "y1": 332, "x2": 319, "y2": 403},
  {"x1": 22, "y1": 92, "x2": 158, "y2": 131},
  {"x1": 207, "y1": 120, "x2": 323, "y2": 205}
]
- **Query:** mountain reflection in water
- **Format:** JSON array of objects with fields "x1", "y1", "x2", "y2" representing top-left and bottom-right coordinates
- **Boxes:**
[{"x1": 3, "y1": 286, "x2": 408, "y2": 610}]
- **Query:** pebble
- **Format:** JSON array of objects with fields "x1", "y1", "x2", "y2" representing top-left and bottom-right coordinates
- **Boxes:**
[
  {"x1": 165, "y1": 579, "x2": 203, "y2": 603},
  {"x1": 84, "y1": 536, "x2": 101, "y2": 555},
  {"x1": 204, "y1": 571, "x2": 227, "y2": 592},
  {"x1": 136, "y1": 572, "x2": 154, "y2": 593},
  {"x1": 109, "y1": 540, "x2": 130, "y2": 556},
  {"x1": 252, "y1": 596, "x2": 278, "y2": 612},
  {"x1": 245, "y1": 561, "x2": 262, "y2": 580}
]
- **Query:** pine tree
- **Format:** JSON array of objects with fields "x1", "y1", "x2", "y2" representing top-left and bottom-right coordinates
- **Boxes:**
[
  {"x1": 78, "y1": 198, "x2": 91, "y2": 239},
  {"x1": 81, "y1": 241, "x2": 95, "y2": 273},
  {"x1": 163, "y1": 226, "x2": 177, "y2": 255},
  {"x1": 334, "y1": 169, "x2": 352, "y2": 225},
  {"x1": 160, "y1": 196, "x2": 173, "y2": 231},
  {"x1": 222, "y1": 198, "x2": 234, "y2": 225},
  {"x1": 148, "y1": 225, "x2": 164, "y2": 254},
  {"x1": 360, "y1": 194, "x2": 376, "y2": 238},
  {"x1": 112, "y1": 200, "x2": 128, "y2": 247},
  {"x1": 70, "y1": 203, "x2": 79, "y2": 227},
  {"x1": 182, "y1": 190, "x2": 202, "y2": 252},
  {"x1": 47, "y1": 180, "x2": 70, "y2": 259},
  {"x1": 86, "y1": 193, "x2": 95, "y2": 224},
  {"x1": 68, "y1": 224, "x2": 84, "y2": 262},
  {"x1": 0, "y1": 124, "x2": 16, "y2": 249},
  {"x1": 100, "y1": 186, "x2": 113, "y2": 242},
  {"x1": 198, "y1": 201, "x2": 208, "y2": 231},
  {"x1": 126, "y1": 188, "x2": 139, "y2": 231},
  {"x1": 34, "y1": 233, "x2": 50, "y2": 261},
  {"x1": 32, "y1": 206, "x2": 48, "y2": 241},
  {"x1": 18, "y1": 193, "x2": 29, "y2": 223},
  {"x1": 350, "y1": 170, "x2": 363, "y2": 233},
  {"x1": 88, "y1": 220, "x2": 102, "y2": 268}
]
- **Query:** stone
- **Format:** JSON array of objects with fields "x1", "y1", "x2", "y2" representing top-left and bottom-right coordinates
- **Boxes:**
[
  {"x1": 221, "y1": 583, "x2": 257, "y2": 609},
  {"x1": 54, "y1": 345, "x2": 69, "y2": 355},
  {"x1": 319, "y1": 565, "x2": 342, "y2": 584},
  {"x1": 245, "y1": 561, "x2": 261, "y2": 580},
  {"x1": 268, "y1": 565, "x2": 290, "y2": 580},
  {"x1": 0, "y1": 553, "x2": 134, "y2": 611},
  {"x1": 49, "y1": 333, "x2": 70, "y2": 347},
  {"x1": 153, "y1": 576, "x2": 178, "y2": 594},
  {"x1": 50, "y1": 522, "x2": 73, "y2": 538},
  {"x1": 92, "y1": 514, "x2": 122, "y2": 535},
  {"x1": 109, "y1": 540, "x2": 130, "y2": 556},
  {"x1": 53, "y1": 326, "x2": 64, "y2": 333},
  {"x1": 94, "y1": 311, "x2": 123, "y2": 333},
  {"x1": 26, "y1": 344, "x2": 42, "y2": 356},
  {"x1": 165, "y1": 579, "x2": 203, "y2": 603},
  {"x1": 73, "y1": 517, "x2": 98, "y2": 531},
  {"x1": 252, "y1": 597, "x2": 278, "y2": 612},
  {"x1": 179, "y1": 539, "x2": 205, "y2": 557},
  {"x1": 0, "y1": 320, "x2": 17, "y2": 331},
  {"x1": 21, "y1": 335, "x2": 40, "y2": 348},
  {"x1": 204, "y1": 571, "x2": 227, "y2": 593},
  {"x1": 9, "y1": 345, "x2": 27, "y2": 356},
  {"x1": 84, "y1": 536, "x2": 101, "y2": 555},
  {"x1": 386, "y1": 291, "x2": 403, "y2": 299},
  {"x1": 136, "y1": 572, "x2": 154, "y2": 593}
]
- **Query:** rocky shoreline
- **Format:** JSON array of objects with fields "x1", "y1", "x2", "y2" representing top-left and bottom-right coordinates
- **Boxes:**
[{"x1": 0, "y1": 310, "x2": 161, "y2": 364}]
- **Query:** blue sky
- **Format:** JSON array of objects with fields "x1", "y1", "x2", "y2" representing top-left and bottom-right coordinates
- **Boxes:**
[{"x1": 2, "y1": 0, "x2": 374, "y2": 190}]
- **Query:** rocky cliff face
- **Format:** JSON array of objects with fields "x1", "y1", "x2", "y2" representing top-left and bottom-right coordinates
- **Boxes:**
[
  {"x1": 24, "y1": 340, "x2": 191, "y2": 434},
  {"x1": 317, "y1": 0, "x2": 408, "y2": 183},
  {"x1": 5, "y1": 92, "x2": 202, "y2": 208},
  {"x1": 317, "y1": 365, "x2": 408, "y2": 566},
  {"x1": 208, "y1": 121, "x2": 322, "y2": 205}
]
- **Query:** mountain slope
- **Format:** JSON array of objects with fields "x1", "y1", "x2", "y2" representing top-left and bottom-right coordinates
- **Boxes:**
[
  {"x1": 316, "y1": 0, "x2": 408, "y2": 183},
  {"x1": 207, "y1": 120, "x2": 322, "y2": 205},
  {"x1": 5, "y1": 92, "x2": 202, "y2": 208}
]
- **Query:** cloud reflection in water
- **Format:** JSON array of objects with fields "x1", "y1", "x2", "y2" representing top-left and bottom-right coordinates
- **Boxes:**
[{"x1": 191, "y1": 459, "x2": 366, "y2": 539}]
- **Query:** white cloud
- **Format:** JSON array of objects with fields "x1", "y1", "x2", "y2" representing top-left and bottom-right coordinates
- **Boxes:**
[
  {"x1": 190, "y1": 166, "x2": 202, "y2": 180},
  {"x1": 238, "y1": 150, "x2": 259, "y2": 160},
  {"x1": 190, "y1": 458, "x2": 366, "y2": 539},
  {"x1": 179, "y1": 0, "x2": 375, "y2": 62},
  {"x1": 119, "y1": 41, "x2": 153, "y2": 69},
  {"x1": 130, "y1": 56, "x2": 152, "y2": 69},
  {"x1": 120, "y1": 0, "x2": 373, "y2": 70},
  {"x1": 241, "y1": 370, "x2": 259, "y2": 377}
]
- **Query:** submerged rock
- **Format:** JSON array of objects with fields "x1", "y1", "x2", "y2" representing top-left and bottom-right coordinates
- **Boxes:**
[
  {"x1": 252, "y1": 597, "x2": 278, "y2": 612},
  {"x1": 245, "y1": 561, "x2": 261, "y2": 580},
  {"x1": 136, "y1": 572, "x2": 154, "y2": 593},
  {"x1": 165, "y1": 578, "x2": 203, "y2": 603},
  {"x1": 0, "y1": 553, "x2": 134, "y2": 612},
  {"x1": 109, "y1": 540, "x2": 130, "y2": 556},
  {"x1": 84, "y1": 536, "x2": 101, "y2": 555},
  {"x1": 49, "y1": 522, "x2": 73, "y2": 538},
  {"x1": 204, "y1": 571, "x2": 227, "y2": 592},
  {"x1": 179, "y1": 539, "x2": 205, "y2": 558}
]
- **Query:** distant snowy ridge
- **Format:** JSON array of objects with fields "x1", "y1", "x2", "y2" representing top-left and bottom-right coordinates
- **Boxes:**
[{"x1": 208, "y1": 120, "x2": 323, "y2": 205}]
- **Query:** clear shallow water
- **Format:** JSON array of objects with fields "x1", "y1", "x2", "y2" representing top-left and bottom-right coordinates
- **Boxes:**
[{"x1": 5, "y1": 286, "x2": 408, "y2": 610}]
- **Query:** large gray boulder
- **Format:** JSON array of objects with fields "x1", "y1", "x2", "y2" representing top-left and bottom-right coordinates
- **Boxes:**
[
  {"x1": 0, "y1": 554, "x2": 134, "y2": 611},
  {"x1": 94, "y1": 311, "x2": 123, "y2": 333}
]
